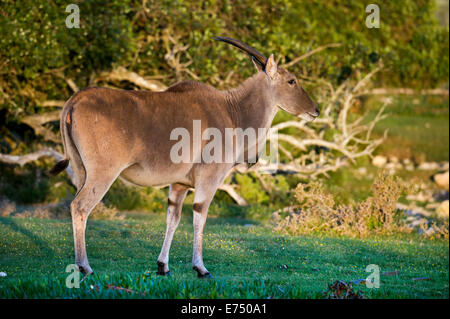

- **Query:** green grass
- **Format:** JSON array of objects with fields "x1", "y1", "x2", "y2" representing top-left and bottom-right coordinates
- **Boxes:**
[
  {"x1": 0, "y1": 214, "x2": 448, "y2": 299},
  {"x1": 365, "y1": 94, "x2": 449, "y2": 162},
  {"x1": 372, "y1": 114, "x2": 449, "y2": 163}
]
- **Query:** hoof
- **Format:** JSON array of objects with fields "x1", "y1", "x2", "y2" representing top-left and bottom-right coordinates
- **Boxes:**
[
  {"x1": 77, "y1": 264, "x2": 94, "y2": 276},
  {"x1": 156, "y1": 261, "x2": 171, "y2": 276},
  {"x1": 193, "y1": 266, "x2": 212, "y2": 279}
]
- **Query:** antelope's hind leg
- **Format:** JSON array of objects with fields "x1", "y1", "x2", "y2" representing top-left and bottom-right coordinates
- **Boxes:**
[
  {"x1": 70, "y1": 172, "x2": 119, "y2": 275},
  {"x1": 157, "y1": 183, "x2": 189, "y2": 276}
]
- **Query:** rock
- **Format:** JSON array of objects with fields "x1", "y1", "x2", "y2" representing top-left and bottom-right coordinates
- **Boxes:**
[
  {"x1": 398, "y1": 203, "x2": 432, "y2": 217},
  {"x1": 433, "y1": 171, "x2": 449, "y2": 190},
  {"x1": 410, "y1": 218, "x2": 428, "y2": 227},
  {"x1": 433, "y1": 190, "x2": 449, "y2": 202},
  {"x1": 437, "y1": 200, "x2": 449, "y2": 219},
  {"x1": 406, "y1": 192, "x2": 433, "y2": 203},
  {"x1": 372, "y1": 155, "x2": 387, "y2": 167},
  {"x1": 426, "y1": 202, "x2": 441, "y2": 210},
  {"x1": 385, "y1": 163, "x2": 397, "y2": 170},
  {"x1": 389, "y1": 156, "x2": 399, "y2": 164},
  {"x1": 418, "y1": 162, "x2": 440, "y2": 171},
  {"x1": 357, "y1": 167, "x2": 367, "y2": 175}
]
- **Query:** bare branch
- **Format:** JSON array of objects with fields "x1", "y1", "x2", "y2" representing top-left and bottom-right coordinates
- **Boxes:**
[
  {"x1": 218, "y1": 184, "x2": 248, "y2": 206},
  {"x1": 66, "y1": 78, "x2": 79, "y2": 92},
  {"x1": 0, "y1": 148, "x2": 75, "y2": 184},
  {"x1": 39, "y1": 100, "x2": 66, "y2": 108},
  {"x1": 281, "y1": 43, "x2": 342, "y2": 69},
  {"x1": 96, "y1": 66, "x2": 167, "y2": 91},
  {"x1": 21, "y1": 111, "x2": 61, "y2": 143},
  {"x1": 162, "y1": 29, "x2": 199, "y2": 81}
]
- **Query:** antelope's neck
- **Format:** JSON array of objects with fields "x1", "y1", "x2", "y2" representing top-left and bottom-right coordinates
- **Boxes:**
[{"x1": 225, "y1": 72, "x2": 277, "y2": 131}]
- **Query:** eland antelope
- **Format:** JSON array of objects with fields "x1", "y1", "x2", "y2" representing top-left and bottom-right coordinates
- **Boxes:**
[{"x1": 50, "y1": 37, "x2": 319, "y2": 278}]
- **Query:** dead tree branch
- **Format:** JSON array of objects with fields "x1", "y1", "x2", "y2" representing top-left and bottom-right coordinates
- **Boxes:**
[
  {"x1": 96, "y1": 66, "x2": 167, "y2": 91},
  {"x1": 0, "y1": 148, "x2": 75, "y2": 184},
  {"x1": 218, "y1": 184, "x2": 248, "y2": 206},
  {"x1": 21, "y1": 111, "x2": 61, "y2": 143},
  {"x1": 281, "y1": 43, "x2": 342, "y2": 69},
  {"x1": 162, "y1": 29, "x2": 199, "y2": 81}
]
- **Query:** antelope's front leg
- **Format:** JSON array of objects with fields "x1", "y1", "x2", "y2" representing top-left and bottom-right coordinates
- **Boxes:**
[{"x1": 157, "y1": 183, "x2": 188, "y2": 275}]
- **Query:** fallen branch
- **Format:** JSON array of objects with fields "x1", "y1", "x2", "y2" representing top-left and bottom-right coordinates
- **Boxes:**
[
  {"x1": 21, "y1": 111, "x2": 61, "y2": 143},
  {"x1": 0, "y1": 148, "x2": 75, "y2": 184},
  {"x1": 96, "y1": 66, "x2": 167, "y2": 92},
  {"x1": 218, "y1": 184, "x2": 248, "y2": 206},
  {"x1": 39, "y1": 100, "x2": 66, "y2": 108},
  {"x1": 281, "y1": 43, "x2": 342, "y2": 69}
]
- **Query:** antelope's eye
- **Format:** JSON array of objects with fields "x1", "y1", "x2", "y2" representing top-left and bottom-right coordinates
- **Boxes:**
[{"x1": 288, "y1": 79, "x2": 296, "y2": 85}]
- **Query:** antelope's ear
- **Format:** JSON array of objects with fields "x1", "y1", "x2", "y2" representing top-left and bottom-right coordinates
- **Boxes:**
[
  {"x1": 265, "y1": 54, "x2": 277, "y2": 79},
  {"x1": 252, "y1": 56, "x2": 264, "y2": 72}
]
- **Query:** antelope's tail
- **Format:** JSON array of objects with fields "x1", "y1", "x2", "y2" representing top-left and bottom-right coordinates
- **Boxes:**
[
  {"x1": 49, "y1": 159, "x2": 70, "y2": 175},
  {"x1": 49, "y1": 98, "x2": 74, "y2": 176}
]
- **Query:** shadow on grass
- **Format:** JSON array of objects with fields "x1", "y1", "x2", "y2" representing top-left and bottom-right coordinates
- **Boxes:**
[{"x1": 0, "y1": 217, "x2": 56, "y2": 259}]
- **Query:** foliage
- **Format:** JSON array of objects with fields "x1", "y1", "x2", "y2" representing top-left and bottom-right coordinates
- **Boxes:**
[
  {"x1": 0, "y1": 163, "x2": 70, "y2": 204},
  {"x1": 103, "y1": 180, "x2": 168, "y2": 212},
  {"x1": 0, "y1": 0, "x2": 448, "y2": 124},
  {"x1": 234, "y1": 174, "x2": 269, "y2": 204}
]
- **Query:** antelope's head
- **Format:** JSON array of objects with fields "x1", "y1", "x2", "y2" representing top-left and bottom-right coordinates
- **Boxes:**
[{"x1": 213, "y1": 37, "x2": 319, "y2": 121}]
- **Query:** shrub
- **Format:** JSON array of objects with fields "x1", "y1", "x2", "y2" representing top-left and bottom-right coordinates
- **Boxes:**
[
  {"x1": 0, "y1": 198, "x2": 16, "y2": 217},
  {"x1": 273, "y1": 172, "x2": 415, "y2": 237},
  {"x1": 103, "y1": 180, "x2": 167, "y2": 212}
]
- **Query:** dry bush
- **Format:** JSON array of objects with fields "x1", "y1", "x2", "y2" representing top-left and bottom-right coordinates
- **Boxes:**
[
  {"x1": 0, "y1": 198, "x2": 16, "y2": 217},
  {"x1": 273, "y1": 172, "x2": 414, "y2": 237},
  {"x1": 420, "y1": 220, "x2": 449, "y2": 239},
  {"x1": 89, "y1": 202, "x2": 124, "y2": 221},
  {"x1": 15, "y1": 207, "x2": 52, "y2": 219}
]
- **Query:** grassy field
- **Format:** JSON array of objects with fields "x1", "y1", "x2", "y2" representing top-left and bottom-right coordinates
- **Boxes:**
[
  {"x1": 0, "y1": 95, "x2": 448, "y2": 299},
  {"x1": 0, "y1": 214, "x2": 448, "y2": 299},
  {"x1": 368, "y1": 94, "x2": 449, "y2": 162}
]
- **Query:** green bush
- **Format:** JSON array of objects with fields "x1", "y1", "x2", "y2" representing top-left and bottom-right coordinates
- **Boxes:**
[
  {"x1": 1, "y1": 0, "x2": 447, "y2": 123},
  {"x1": 103, "y1": 179, "x2": 168, "y2": 212}
]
